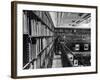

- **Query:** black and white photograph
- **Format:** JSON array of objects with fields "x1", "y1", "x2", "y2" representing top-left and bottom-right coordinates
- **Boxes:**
[
  {"x1": 11, "y1": 1, "x2": 97, "y2": 78},
  {"x1": 23, "y1": 11, "x2": 91, "y2": 69}
]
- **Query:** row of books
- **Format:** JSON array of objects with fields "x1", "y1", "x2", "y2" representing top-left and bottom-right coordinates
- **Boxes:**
[
  {"x1": 31, "y1": 19, "x2": 53, "y2": 36},
  {"x1": 23, "y1": 11, "x2": 54, "y2": 36},
  {"x1": 31, "y1": 39, "x2": 54, "y2": 69},
  {"x1": 33, "y1": 11, "x2": 54, "y2": 31},
  {"x1": 23, "y1": 36, "x2": 54, "y2": 69},
  {"x1": 40, "y1": 42, "x2": 54, "y2": 68}
]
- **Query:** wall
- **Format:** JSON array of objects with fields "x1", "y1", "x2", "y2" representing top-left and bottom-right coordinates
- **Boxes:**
[{"x1": 0, "y1": 0, "x2": 99, "y2": 80}]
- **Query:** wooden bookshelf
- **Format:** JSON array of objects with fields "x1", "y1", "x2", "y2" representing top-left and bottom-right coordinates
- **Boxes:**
[{"x1": 23, "y1": 10, "x2": 55, "y2": 69}]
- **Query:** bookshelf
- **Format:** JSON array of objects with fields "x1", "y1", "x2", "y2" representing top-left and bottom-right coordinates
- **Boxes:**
[{"x1": 23, "y1": 10, "x2": 55, "y2": 69}]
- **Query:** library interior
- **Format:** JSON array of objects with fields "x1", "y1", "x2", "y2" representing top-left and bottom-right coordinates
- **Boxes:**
[{"x1": 23, "y1": 10, "x2": 91, "y2": 69}]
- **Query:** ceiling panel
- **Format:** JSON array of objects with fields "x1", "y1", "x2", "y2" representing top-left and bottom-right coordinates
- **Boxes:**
[{"x1": 49, "y1": 12, "x2": 91, "y2": 28}]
